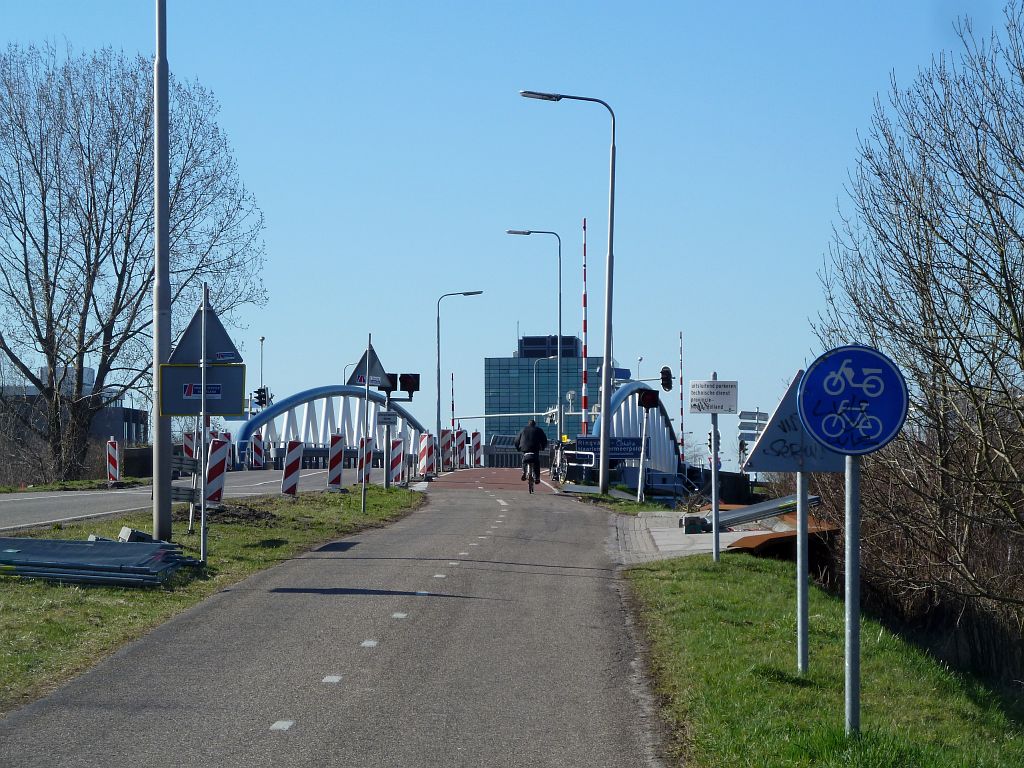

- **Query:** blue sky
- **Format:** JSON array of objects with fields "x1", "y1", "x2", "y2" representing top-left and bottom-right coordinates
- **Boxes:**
[{"x1": 4, "y1": 1, "x2": 1001, "y2": 468}]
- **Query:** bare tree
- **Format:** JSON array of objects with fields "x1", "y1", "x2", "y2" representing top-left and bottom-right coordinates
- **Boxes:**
[
  {"x1": 816, "y1": 7, "x2": 1024, "y2": 677},
  {"x1": 0, "y1": 44, "x2": 265, "y2": 480}
]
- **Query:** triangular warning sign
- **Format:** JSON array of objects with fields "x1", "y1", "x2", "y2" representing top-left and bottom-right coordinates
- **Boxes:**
[
  {"x1": 742, "y1": 371, "x2": 844, "y2": 474},
  {"x1": 168, "y1": 301, "x2": 243, "y2": 364},
  {"x1": 346, "y1": 344, "x2": 390, "y2": 388}
]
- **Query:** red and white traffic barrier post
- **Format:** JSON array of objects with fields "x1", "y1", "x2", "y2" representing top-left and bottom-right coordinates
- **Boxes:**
[
  {"x1": 206, "y1": 438, "x2": 229, "y2": 505},
  {"x1": 183, "y1": 431, "x2": 195, "y2": 460},
  {"x1": 440, "y1": 429, "x2": 452, "y2": 472},
  {"x1": 250, "y1": 431, "x2": 264, "y2": 469},
  {"x1": 455, "y1": 429, "x2": 467, "y2": 469},
  {"x1": 327, "y1": 434, "x2": 345, "y2": 491},
  {"x1": 281, "y1": 440, "x2": 303, "y2": 497},
  {"x1": 471, "y1": 431, "x2": 482, "y2": 467},
  {"x1": 390, "y1": 439, "x2": 403, "y2": 485},
  {"x1": 419, "y1": 433, "x2": 435, "y2": 477},
  {"x1": 358, "y1": 437, "x2": 373, "y2": 484},
  {"x1": 106, "y1": 437, "x2": 119, "y2": 485}
]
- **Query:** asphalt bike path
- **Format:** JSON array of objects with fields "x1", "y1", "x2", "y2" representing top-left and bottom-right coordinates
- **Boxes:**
[{"x1": 0, "y1": 468, "x2": 664, "y2": 767}]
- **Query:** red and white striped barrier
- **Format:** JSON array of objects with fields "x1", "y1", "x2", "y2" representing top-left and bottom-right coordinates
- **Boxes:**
[
  {"x1": 106, "y1": 438, "x2": 119, "y2": 483},
  {"x1": 358, "y1": 437, "x2": 373, "y2": 484},
  {"x1": 206, "y1": 438, "x2": 229, "y2": 504},
  {"x1": 327, "y1": 434, "x2": 345, "y2": 490},
  {"x1": 390, "y1": 439, "x2": 403, "y2": 484},
  {"x1": 418, "y1": 433, "x2": 435, "y2": 476},
  {"x1": 250, "y1": 432, "x2": 264, "y2": 469},
  {"x1": 281, "y1": 440, "x2": 303, "y2": 497},
  {"x1": 455, "y1": 429, "x2": 467, "y2": 468},
  {"x1": 183, "y1": 431, "x2": 195, "y2": 460},
  {"x1": 471, "y1": 431, "x2": 482, "y2": 467},
  {"x1": 440, "y1": 429, "x2": 452, "y2": 472}
]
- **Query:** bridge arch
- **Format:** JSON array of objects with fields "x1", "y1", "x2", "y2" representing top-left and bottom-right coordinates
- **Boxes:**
[
  {"x1": 593, "y1": 381, "x2": 680, "y2": 473},
  {"x1": 237, "y1": 385, "x2": 427, "y2": 452}
]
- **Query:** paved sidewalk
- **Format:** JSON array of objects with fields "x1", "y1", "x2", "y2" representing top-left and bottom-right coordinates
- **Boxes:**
[{"x1": 608, "y1": 510, "x2": 759, "y2": 566}]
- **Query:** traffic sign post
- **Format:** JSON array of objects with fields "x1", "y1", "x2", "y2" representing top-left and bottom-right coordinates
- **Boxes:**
[
  {"x1": 799, "y1": 345, "x2": 908, "y2": 736},
  {"x1": 744, "y1": 372, "x2": 845, "y2": 677},
  {"x1": 689, "y1": 374, "x2": 738, "y2": 562}
]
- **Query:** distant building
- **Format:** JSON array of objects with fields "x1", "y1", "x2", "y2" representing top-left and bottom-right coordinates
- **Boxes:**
[
  {"x1": 484, "y1": 335, "x2": 603, "y2": 443},
  {"x1": 0, "y1": 367, "x2": 149, "y2": 445}
]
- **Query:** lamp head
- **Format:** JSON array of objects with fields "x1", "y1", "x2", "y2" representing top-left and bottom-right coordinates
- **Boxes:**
[
  {"x1": 520, "y1": 90, "x2": 563, "y2": 102},
  {"x1": 506, "y1": 229, "x2": 532, "y2": 236},
  {"x1": 462, "y1": 290, "x2": 483, "y2": 296}
]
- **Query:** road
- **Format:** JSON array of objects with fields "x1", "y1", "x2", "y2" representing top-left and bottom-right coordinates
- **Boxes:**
[
  {"x1": 0, "y1": 468, "x2": 665, "y2": 767},
  {"x1": 0, "y1": 468, "x2": 340, "y2": 532}
]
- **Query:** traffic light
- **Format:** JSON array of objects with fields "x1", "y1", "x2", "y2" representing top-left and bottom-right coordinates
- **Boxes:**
[
  {"x1": 660, "y1": 366, "x2": 673, "y2": 391},
  {"x1": 254, "y1": 387, "x2": 267, "y2": 407},
  {"x1": 707, "y1": 431, "x2": 713, "y2": 451},
  {"x1": 399, "y1": 373, "x2": 420, "y2": 395},
  {"x1": 378, "y1": 373, "x2": 398, "y2": 393},
  {"x1": 638, "y1": 389, "x2": 659, "y2": 409}
]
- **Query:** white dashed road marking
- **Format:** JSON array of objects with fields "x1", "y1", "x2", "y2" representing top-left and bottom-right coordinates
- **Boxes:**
[
  {"x1": 459, "y1": 552, "x2": 469, "y2": 555},
  {"x1": 433, "y1": 574, "x2": 446, "y2": 579},
  {"x1": 270, "y1": 721, "x2": 294, "y2": 731},
  {"x1": 322, "y1": 675, "x2": 342, "y2": 684},
  {"x1": 361, "y1": 640, "x2": 378, "y2": 648},
  {"x1": 392, "y1": 612, "x2": 408, "y2": 619},
  {"x1": 496, "y1": 499, "x2": 508, "y2": 506}
]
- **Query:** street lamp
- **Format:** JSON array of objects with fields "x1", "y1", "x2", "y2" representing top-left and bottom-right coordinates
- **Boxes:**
[
  {"x1": 521, "y1": 89, "x2": 616, "y2": 493},
  {"x1": 637, "y1": 356, "x2": 643, "y2": 381},
  {"x1": 533, "y1": 355, "x2": 556, "y2": 414},
  {"x1": 436, "y1": 291, "x2": 483, "y2": 464},
  {"x1": 506, "y1": 229, "x2": 562, "y2": 441},
  {"x1": 343, "y1": 362, "x2": 355, "y2": 383}
]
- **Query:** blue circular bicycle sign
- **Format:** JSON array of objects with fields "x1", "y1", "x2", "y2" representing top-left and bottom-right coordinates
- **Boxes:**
[{"x1": 798, "y1": 345, "x2": 908, "y2": 456}]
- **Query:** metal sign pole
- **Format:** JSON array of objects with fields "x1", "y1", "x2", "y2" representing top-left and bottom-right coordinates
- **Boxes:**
[
  {"x1": 636, "y1": 407, "x2": 648, "y2": 503},
  {"x1": 384, "y1": 390, "x2": 392, "y2": 490},
  {"x1": 711, "y1": 371, "x2": 720, "y2": 562},
  {"x1": 361, "y1": 333, "x2": 370, "y2": 515},
  {"x1": 845, "y1": 454, "x2": 861, "y2": 734},
  {"x1": 797, "y1": 470, "x2": 809, "y2": 674},
  {"x1": 200, "y1": 284, "x2": 208, "y2": 563}
]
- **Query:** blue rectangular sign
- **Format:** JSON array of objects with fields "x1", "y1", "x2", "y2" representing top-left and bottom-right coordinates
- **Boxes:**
[{"x1": 574, "y1": 436, "x2": 647, "y2": 460}]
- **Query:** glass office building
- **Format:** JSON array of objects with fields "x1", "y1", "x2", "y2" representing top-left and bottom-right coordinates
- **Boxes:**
[{"x1": 484, "y1": 336, "x2": 603, "y2": 443}]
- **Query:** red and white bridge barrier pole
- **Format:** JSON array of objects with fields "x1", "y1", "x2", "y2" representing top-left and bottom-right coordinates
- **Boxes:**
[
  {"x1": 455, "y1": 429, "x2": 467, "y2": 469},
  {"x1": 250, "y1": 432, "x2": 264, "y2": 469},
  {"x1": 106, "y1": 437, "x2": 120, "y2": 485},
  {"x1": 281, "y1": 440, "x2": 303, "y2": 497},
  {"x1": 471, "y1": 431, "x2": 482, "y2": 467},
  {"x1": 440, "y1": 429, "x2": 452, "y2": 472},
  {"x1": 390, "y1": 439, "x2": 403, "y2": 485},
  {"x1": 183, "y1": 431, "x2": 195, "y2": 460},
  {"x1": 358, "y1": 437, "x2": 373, "y2": 484},
  {"x1": 327, "y1": 434, "x2": 345, "y2": 491},
  {"x1": 419, "y1": 433, "x2": 435, "y2": 477},
  {"x1": 205, "y1": 438, "x2": 229, "y2": 505}
]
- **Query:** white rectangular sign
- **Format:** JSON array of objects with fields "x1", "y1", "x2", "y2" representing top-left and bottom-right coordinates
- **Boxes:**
[
  {"x1": 376, "y1": 411, "x2": 398, "y2": 426},
  {"x1": 689, "y1": 380, "x2": 738, "y2": 414}
]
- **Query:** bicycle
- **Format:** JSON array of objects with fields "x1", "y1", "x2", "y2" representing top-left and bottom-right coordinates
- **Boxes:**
[
  {"x1": 821, "y1": 400, "x2": 883, "y2": 440},
  {"x1": 522, "y1": 452, "x2": 537, "y2": 494},
  {"x1": 550, "y1": 444, "x2": 569, "y2": 484}
]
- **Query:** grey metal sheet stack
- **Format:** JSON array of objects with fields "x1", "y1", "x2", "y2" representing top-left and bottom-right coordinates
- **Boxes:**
[{"x1": 0, "y1": 537, "x2": 199, "y2": 587}]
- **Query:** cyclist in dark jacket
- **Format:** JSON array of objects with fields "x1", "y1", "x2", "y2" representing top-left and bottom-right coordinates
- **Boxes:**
[{"x1": 515, "y1": 419, "x2": 548, "y2": 483}]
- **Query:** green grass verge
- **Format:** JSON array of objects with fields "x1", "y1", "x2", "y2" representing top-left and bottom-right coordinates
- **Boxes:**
[
  {"x1": 577, "y1": 493, "x2": 673, "y2": 516},
  {"x1": 0, "y1": 477, "x2": 150, "y2": 493},
  {"x1": 627, "y1": 553, "x2": 1024, "y2": 767},
  {"x1": 0, "y1": 486, "x2": 423, "y2": 716}
]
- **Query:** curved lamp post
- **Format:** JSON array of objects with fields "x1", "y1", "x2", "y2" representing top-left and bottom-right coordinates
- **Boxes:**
[
  {"x1": 436, "y1": 291, "x2": 483, "y2": 463},
  {"x1": 520, "y1": 89, "x2": 616, "y2": 493},
  {"x1": 532, "y1": 355, "x2": 557, "y2": 415},
  {"x1": 506, "y1": 229, "x2": 562, "y2": 441}
]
